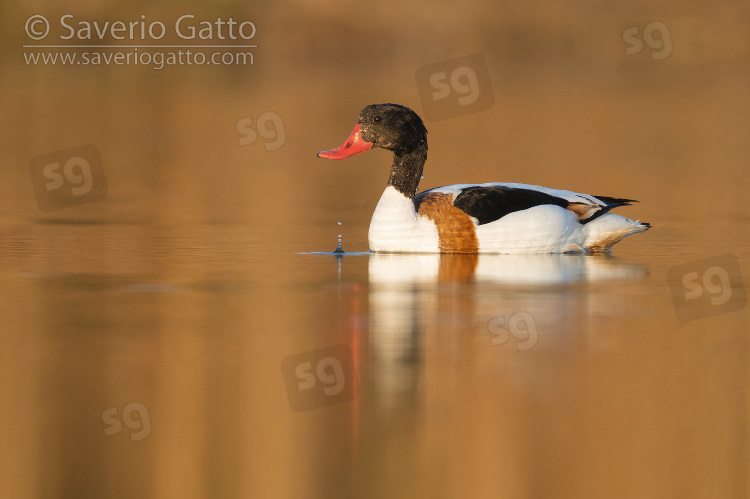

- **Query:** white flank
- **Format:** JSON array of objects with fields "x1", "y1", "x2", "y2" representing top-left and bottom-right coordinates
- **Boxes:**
[{"x1": 476, "y1": 205, "x2": 586, "y2": 253}]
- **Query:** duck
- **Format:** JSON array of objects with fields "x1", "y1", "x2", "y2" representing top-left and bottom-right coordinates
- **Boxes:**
[{"x1": 317, "y1": 103, "x2": 650, "y2": 254}]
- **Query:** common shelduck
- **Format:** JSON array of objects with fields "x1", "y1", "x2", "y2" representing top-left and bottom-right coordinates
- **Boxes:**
[{"x1": 318, "y1": 103, "x2": 650, "y2": 254}]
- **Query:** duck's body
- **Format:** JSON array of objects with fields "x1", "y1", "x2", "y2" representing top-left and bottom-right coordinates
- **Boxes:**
[
  {"x1": 319, "y1": 104, "x2": 650, "y2": 254},
  {"x1": 370, "y1": 184, "x2": 647, "y2": 254}
]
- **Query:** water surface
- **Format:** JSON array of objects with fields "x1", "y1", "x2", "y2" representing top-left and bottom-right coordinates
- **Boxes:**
[{"x1": 0, "y1": 215, "x2": 747, "y2": 498}]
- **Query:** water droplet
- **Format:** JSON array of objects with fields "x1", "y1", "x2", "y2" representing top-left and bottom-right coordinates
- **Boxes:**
[
  {"x1": 420, "y1": 175, "x2": 424, "y2": 179},
  {"x1": 334, "y1": 222, "x2": 344, "y2": 253}
]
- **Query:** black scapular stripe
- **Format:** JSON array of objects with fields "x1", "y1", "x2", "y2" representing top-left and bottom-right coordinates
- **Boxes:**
[{"x1": 452, "y1": 186, "x2": 569, "y2": 225}]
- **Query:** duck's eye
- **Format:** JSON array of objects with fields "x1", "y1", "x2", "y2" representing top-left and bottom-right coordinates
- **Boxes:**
[{"x1": 374, "y1": 116, "x2": 382, "y2": 123}]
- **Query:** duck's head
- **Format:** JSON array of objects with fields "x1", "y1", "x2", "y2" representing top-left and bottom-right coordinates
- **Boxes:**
[{"x1": 317, "y1": 103, "x2": 428, "y2": 160}]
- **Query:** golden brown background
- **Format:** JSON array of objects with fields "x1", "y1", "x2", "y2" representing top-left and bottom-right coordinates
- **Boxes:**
[{"x1": 1, "y1": 1, "x2": 748, "y2": 498}]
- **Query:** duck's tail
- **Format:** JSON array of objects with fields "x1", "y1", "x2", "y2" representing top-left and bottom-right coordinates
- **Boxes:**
[{"x1": 582, "y1": 213, "x2": 651, "y2": 253}]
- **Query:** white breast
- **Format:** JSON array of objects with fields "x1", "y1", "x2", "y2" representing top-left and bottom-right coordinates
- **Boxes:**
[{"x1": 368, "y1": 186, "x2": 439, "y2": 252}]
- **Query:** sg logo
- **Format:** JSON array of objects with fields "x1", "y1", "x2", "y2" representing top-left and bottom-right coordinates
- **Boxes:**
[
  {"x1": 281, "y1": 344, "x2": 359, "y2": 412},
  {"x1": 415, "y1": 53, "x2": 494, "y2": 121},
  {"x1": 622, "y1": 21, "x2": 673, "y2": 61},
  {"x1": 236, "y1": 111, "x2": 286, "y2": 151},
  {"x1": 430, "y1": 66, "x2": 481, "y2": 106},
  {"x1": 668, "y1": 254, "x2": 746, "y2": 321},
  {"x1": 101, "y1": 401, "x2": 152, "y2": 441},
  {"x1": 488, "y1": 311, "x2": 539, "y2": 351},
  {"x1": 28, "y1": 144, "x2": 107, "y2": 212},
  {"x1": 682, "y1": 267, "x2": 732, "y2": 306},
  {"x1": 295, "y1": 357, "x2": 346, "y2": 396}
]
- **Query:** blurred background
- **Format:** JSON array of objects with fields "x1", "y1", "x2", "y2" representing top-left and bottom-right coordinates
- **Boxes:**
[{"x1": 1, "y1": 1, "x2": 748, "y2": 498}]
